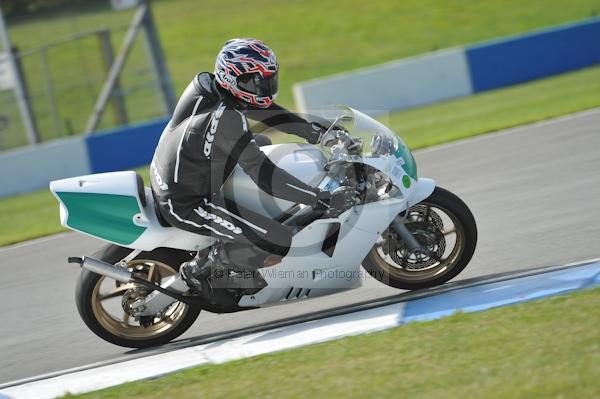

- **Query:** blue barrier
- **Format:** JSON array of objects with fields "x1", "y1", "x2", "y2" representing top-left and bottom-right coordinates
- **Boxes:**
[
  {"x1": 293, "y1": 48, "x2": 473, "y2": 115},
  {"x1": 293, "y1": 17, "x2": 600, "y2": 113},
  {"x1": 0, "y1": 137, "x2": 91, "y2": 197},
  {"x1": 466, "y1": 17, "x2": 600, "y2": 93},
  {"x1": 3, "y1": 18, "x2": 600, "y2": 198},
  {"x1": 85, "y1": 117, "x2": 169, "y2": 173},
  {"x1": 77, "y1": 17, "x2": 600, "y2": 175}
]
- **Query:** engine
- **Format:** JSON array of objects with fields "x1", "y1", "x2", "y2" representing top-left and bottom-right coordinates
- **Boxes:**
[{"x1": 222, "y1": 143, "x2": 327, "y2": 218}]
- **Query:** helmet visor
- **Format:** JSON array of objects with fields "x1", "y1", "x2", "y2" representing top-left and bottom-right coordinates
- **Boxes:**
[{"x1": 238, "y1": 72, "x2": 278, "y2": 97}]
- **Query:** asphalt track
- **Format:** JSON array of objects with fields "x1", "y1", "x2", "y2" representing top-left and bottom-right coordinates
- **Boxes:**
[{"x1": 1, "y1": 109, "x2": 599, "y2": 384}]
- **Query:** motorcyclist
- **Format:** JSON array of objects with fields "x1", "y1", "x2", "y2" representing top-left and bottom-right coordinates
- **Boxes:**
[{"x1": 150, "y1": 38, "x2": 349, "y2": 291}]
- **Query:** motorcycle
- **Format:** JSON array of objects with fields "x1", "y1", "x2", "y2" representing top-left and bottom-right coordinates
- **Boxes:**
[{"x1": 50, "y1": 106, "x2": 477, "y2": 348}]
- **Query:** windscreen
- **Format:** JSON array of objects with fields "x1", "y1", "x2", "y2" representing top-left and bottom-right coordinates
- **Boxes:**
[{"x1": 321, "y1": 106, "x2": 417, "y2": 179}]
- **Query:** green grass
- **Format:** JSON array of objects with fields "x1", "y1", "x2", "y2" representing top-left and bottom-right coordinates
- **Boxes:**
[
  {"x1": 64, "y1": 287, "x2": 600, "y2": 398},
  {"x1": 0, "y1": 166, "x2": 150, "y2": 246},
  {"x1": 2, "y1": 0, "x2": 599, "y2": 148},
  {"x1": 0, "y1": 190, "x2": 67, "y2": 244},
  {"x1": 387, "y1": 64, "x2": 600, "y2": 149},
  {"x1": 2, "y1": 64, "x2": 600, "y2": 247},
  {"x1": 2, "y1": 0, "x2": 600, "y2": 245}
]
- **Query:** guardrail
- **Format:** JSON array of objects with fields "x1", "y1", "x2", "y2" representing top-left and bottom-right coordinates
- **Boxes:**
[
  {"x1": 2, "y1": 17, "x2": 599, "y2": 198},
  {"x1": 0, "y1": 117, "x2": 168, "y2": 197},
  {"x1": 293, "y1": 17, "x2": 600, "y2": 114}
]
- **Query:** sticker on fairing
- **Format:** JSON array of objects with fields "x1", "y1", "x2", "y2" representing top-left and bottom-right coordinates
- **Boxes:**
[{"x1": 394, "y1": 146, "x2": 417, "y2": 180}]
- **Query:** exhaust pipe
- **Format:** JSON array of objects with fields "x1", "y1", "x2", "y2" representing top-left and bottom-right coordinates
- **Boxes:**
[
  {"x1": 68, "y1": 256, "x2": 194, "y2": 305},
  {"x1": 69, "y1": 256, "x2": 132, "y2": 283}
]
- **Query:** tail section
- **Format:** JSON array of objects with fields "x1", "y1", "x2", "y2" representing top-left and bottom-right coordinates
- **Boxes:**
[{"x1": 49, "y1": 171, "x2": 211, "y2": 251}]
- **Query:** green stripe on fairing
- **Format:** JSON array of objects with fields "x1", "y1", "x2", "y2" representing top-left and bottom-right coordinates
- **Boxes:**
[{"x1": 56, "y1": 192, "x2": 146, "y2": 245}]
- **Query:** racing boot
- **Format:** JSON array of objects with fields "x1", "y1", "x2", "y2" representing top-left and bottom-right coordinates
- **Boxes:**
[
  {"x1": 180, "y1": 245, "x2": 228, "y2": 292},
  {"x1": 181, "y1": 244, "x2": 271, "y2": 293}
]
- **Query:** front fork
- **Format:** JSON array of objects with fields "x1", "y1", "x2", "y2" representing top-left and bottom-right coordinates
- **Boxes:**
[
  {"x1": 391, "y1": 217, "x2": 424, "y2": 252},
  {"x1": 390, "y1": 177, "x2": 436, "y2": 252}
]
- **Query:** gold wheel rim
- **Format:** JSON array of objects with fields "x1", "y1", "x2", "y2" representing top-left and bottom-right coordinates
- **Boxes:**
[
  {"x1": 372, "y1": 202, "x2": 466, "y2": 283},
  {"x1": 91, "y1": 259, "x2": 189, "y2": 340}
]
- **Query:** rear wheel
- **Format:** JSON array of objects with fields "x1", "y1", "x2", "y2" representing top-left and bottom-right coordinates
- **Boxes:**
[
  {"x1": 75, "y1": 245, "x2": 199, "y2": 348},
  {"x1": 363, "y1": 186, "x2": 477, "y2": 290}
]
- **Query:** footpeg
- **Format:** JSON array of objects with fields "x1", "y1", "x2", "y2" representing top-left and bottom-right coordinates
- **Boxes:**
[{"x1": 180, "y1": 258, "x2": 213, "y2": 292}]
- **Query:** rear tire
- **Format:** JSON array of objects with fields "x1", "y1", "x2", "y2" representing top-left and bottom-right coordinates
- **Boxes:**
[
  {"x1": 75, "y1": 245, "x2": 199, "y2": 348},
  {"x1": 363, "y1": 186, "x2": 477, "y2": 290}
]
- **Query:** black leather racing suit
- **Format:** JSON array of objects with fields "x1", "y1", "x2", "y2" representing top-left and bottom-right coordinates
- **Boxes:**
[{"x1": 150, "y1": 73, "x2": 326, "y2": 262}]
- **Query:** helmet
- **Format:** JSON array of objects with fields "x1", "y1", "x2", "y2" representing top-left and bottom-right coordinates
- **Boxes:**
[{"x1": 215, "y1": 38, "x2": 279, "y2": 108}]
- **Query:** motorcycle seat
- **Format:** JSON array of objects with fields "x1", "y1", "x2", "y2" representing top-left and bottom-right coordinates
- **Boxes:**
[
  {"x1": 135, "y1": 173, "x2": 147, "y2": 208},
  {"x1": 150, "y1": 191, "x2": 171, "y2": 228}
]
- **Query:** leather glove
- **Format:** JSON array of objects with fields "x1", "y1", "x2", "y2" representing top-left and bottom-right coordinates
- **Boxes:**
[
  {"x1": 314, "y1": 190, "x2": 331, "y2": 211},
  {"x1": 315, "y1": 187, "x2": 359, "y2": 216},
  {"x1": 304, "y1": 122, "x2": 327, "y2": 145},
  {"x1": 329, "y1": 186, "x2": 359, "y2": 214}
]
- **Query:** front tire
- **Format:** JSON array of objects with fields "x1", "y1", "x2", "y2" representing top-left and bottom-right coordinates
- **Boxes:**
[
  {"x1": 75, "y1": 245, "x2": 200, "y2": 348},
  {"x1": 363, "y1": 186, "x2": 477, "y2": 290}
]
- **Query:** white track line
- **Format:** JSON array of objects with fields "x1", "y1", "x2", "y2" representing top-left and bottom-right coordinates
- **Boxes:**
[
  {"x1": 0, "y1": 303, "x2": 406, "y2": 399},
  {"x1": 1, "y1": 259, "x2": 599, "y2": 399}
]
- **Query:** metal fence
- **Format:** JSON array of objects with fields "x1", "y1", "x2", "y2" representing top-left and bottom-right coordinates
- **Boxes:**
[{"x1": 0, "y1": 2, "x2": 174, "y2": 151}]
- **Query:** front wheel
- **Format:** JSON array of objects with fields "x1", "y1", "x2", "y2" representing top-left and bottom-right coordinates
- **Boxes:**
[
  {"x1": 75, "y1": 245, "x2": 200, "y2": 348},
  {"x1": 363, "y1": 186, "x2": 477, "y2": 290}
]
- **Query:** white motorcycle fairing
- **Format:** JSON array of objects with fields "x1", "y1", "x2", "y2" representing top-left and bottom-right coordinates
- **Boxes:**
[
  {"x1": 47, "y1": 106, "x2": 484, "y2": 349},
  {"x1": 50, "y1": 171, "x2": 214, "y2": 252},
  {"x1": 240, "y1": 197, "x2": 412, "y2": 306},
  {"x1": 49, "y1": 143, "x2": 328, "y2": 252},
  {"x1": 50, "y1": 106, "x2": 436, "y2": 309},
  {"x1": 50, "y1": 169, "x2": 434, "y2": 308}
]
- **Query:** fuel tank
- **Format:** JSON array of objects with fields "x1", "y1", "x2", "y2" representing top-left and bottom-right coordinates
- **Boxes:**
[{"x1": 222, "y1": 143, "x2": 327, "y2": 218}]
